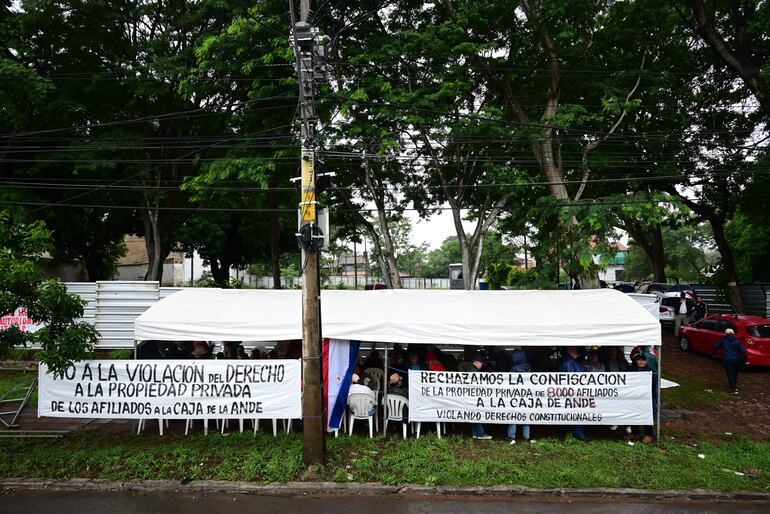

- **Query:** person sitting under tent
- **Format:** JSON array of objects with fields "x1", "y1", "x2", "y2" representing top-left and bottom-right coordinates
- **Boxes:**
[
  {"x1": 388, "y1": 373, "x2": 408, "y2": 399},
  {"x1": 425, "y1": 351, "x2": 446, "y2": 372},
  {"x1": 604, "y1": 346, "x2": 629, "y2": 372},
  {"x1": 507, "y1": 349, "x2": 532, "y2": 444},
  {"x1": 632, "y1": 352, "x2": 658, "y2": 444},
  {"x1": 469, "y1": 354, "x2": 492, "y2": 440},
  {"x1": 561, "y1": 346, "x2": 590, "y2": 442},
  {"x1": 363, "y1": 350, "x2": 384, "y2": 370},
  {"x1": 348, "y1": 373, "x2": 376, "y2": 399},
  {"x1": 407, "y1": 352, "x2": 423, "y2": 371},
  {"x1": 586, "y1": 349, "x2": 605, "y2": 372}
]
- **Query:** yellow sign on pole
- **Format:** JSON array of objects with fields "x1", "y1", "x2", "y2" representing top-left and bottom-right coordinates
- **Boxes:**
[{"x1": 301, "y1": 149, "x2": 316, "y2": 222}]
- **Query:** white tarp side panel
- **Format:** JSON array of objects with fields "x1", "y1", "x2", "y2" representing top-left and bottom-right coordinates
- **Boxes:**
[
  {"x1": 627, "y1": 293, "x2": 660, "y2": 320},
  {"x1": 134, "y1": 288, "x2": 302, "y2": 342},
  {"x1": 135, "y1": 288, "x2": 661, "y2": 347},
  {"x1": 96, "y1": 281, "x2": 159, "y2": 348},
  {"x1": 39, "y1": 360, "x2": 302, "y2": 420},
  {"x1": 322, "y1": 289, "x2": 662, "y2": 347}
]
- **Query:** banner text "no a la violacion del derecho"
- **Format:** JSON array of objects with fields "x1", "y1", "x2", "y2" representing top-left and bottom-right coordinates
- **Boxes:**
[
  {"x1": 408, "y1": 370, "x2": 652, "y2": 426},
  {"x1": 39, "y1": 360, "x2": 301, "y2": 420}
]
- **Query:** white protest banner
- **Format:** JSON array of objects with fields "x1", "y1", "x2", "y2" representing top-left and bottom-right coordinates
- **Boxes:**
[
  {"x1": 408, "y1": 370, "x2": 652, "y2": 426},
  {"x1": 39, "y1": 360, "x2": 301, "y2": 420}
]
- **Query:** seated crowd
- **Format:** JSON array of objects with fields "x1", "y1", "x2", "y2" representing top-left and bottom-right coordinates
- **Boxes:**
[
  {"x1": 137, "y1": 339, "x2": 301, "y2": 361},
  {"x1": 349, "y1": 343, "x2": 659, "y2": 444}
]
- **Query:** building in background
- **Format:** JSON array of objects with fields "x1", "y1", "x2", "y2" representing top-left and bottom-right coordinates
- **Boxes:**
[{"x1": 594, "y1": 242, "x2": 627, "y2": 284}]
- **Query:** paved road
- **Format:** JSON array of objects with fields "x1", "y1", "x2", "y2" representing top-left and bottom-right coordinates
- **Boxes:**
[{"x1": 1, "y1": 491, "x2": 768, "y2": 514}]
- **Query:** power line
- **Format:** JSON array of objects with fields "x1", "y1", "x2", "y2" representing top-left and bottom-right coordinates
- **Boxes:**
[
  {"x1": 25, "y1": 124, "x2": 296, "y2": 214},
  {"x1": 329, "y1": 96, "x2": 768, "y2": 151},
  {"x1": 2, "y1": 169, "x2": 766, "y2": 194},
  {"x1": 0, "y1": 94, "x2": 298, "y2": 140},
  {"x1": 3, "y1": 195, "x2": 768, "y2": 213}
]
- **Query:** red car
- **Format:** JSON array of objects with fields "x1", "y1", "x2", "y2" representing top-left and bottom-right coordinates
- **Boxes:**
[{"x1": 679, "y1": 314, "x2": 770, "y2": 366}]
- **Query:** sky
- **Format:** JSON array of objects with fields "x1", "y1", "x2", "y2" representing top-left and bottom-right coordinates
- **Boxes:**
[{"x1": 407, "y1": 208, "x2": 474, "y2": 249}]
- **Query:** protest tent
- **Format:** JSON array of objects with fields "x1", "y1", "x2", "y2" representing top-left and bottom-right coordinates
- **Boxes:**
[
  {"x1": 131, "y1": 288, "x2": 662, "y2": 436},
  {"x1": 134, "y1": 288, "x2": 661, "y2": 348},
  {"x1": 134, "y1": 288, "x2": 302, "y2": 343}
]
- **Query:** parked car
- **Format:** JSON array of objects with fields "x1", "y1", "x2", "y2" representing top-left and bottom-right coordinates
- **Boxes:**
[
  {"x1": 656, "y1": 291, "x2": 695, "y2": 330},
  {"x1": 679, "y1": 314, "x2": 770, "y2": 366},
  {"x1": 635, "y1": 281, "x2": 694, "y2": 296}
]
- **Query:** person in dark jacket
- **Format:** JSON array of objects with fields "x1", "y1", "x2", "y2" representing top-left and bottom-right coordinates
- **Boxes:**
[
  {"x1": 507, "y1": 350, "x2": 532, "y2": 444},
  {"x1": 692, "y1": 296, "x2": 708, "y2": 321},
  {"x1": 632, "y1": 353, "x2": 658, "y2": 443},
  {"x1": 561, "y1": 347, "x2": 589, "y2": 441},
  {"x1": 712, "y1": 328, "x2": 748, "y2": 395},
  {"x1": 469, "y1": 354, "x2": 492, "y2": 439}
]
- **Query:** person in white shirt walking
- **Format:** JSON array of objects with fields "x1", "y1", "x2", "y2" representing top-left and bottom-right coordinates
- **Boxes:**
[{"x1": 674, "y1": 292, "x2": 692, "y2": 336}]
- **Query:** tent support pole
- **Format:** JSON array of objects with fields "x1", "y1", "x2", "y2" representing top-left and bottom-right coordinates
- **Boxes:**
[
  {"x1": 656, "y1": 344, "x2": 662, "y2": 440},
  {"x1": 383, "y1": 343, "x2": 388, "y2": 436},
  {"x1": 133, "y1": 340, "x2": 137, "y2": 360}
]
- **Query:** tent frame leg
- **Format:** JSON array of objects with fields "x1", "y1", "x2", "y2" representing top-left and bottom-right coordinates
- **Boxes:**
[
  {"x1": 382, "y1": 343, "x2": 388, "y2": 436},
  {"x1": 656, "y1": 345, "x2": 662, "y2": 441}
]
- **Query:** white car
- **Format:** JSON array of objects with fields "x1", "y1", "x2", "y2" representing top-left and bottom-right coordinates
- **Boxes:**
[{"x1": 655, "y1": 291, "x2": 695, "y2": 330}]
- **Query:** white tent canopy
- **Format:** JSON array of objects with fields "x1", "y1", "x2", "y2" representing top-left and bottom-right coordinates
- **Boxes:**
[{"x1": 134, "y1": 288, "x2": 661, "y2": 348}]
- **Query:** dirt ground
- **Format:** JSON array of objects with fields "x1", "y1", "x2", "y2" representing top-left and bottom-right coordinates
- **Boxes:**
[{"x1": 661, "y1": 331, "x2": 770, "y2": 442}]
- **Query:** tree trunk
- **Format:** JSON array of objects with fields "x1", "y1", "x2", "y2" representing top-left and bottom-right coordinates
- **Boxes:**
[
  {"x1": 624, "y1": 220, "x2": 667, "y2": 283},
  {"x1": 83, "y1": 255, "x2": 102, "y2": 282},
  {"x1": 649, "y1": 225, "x2": 666, "y2": 283},
  {"x1": 210, "y1": 258, "x2": 231, "y2": 286},
  {"x1": 360, "y1": 215, "x2": 392, "y2": 288},
  {"x1": 364, "y1": 157, "x2": 402, "y2": 288},
  {"x1": 469, "y1": 231, "x2": 487, "y2": 290},
  {"x1": 709, "y1": 218, "x2": 746, "y2": 313},
  {"x1": 461, "y1": 243, "x2": 472, "y2": 290},
  {"x1": 142, "y1": 207, "x2": 164, "y2": 283},
  {"x1": 368, "y1": 231, "x2": 392, "y2": 288}
]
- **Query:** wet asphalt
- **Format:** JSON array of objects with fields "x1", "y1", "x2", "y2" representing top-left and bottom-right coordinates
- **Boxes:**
[{"x1": 1, "y1": 490, "x2": 768, "y2": 514}]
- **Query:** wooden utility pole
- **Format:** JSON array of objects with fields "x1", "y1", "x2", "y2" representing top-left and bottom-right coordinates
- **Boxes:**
[{"x1": 290, "y1": 0, "x2": 325, "y2": 465}]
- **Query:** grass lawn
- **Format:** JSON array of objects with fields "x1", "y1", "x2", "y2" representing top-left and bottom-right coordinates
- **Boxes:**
[
  {"x1": 0, "y1": 432, "x2": 767, "y2": 492},
  {"x1": 662, "y1": 374, "x2": 730, "y2": 408},
  {"x1": 0, "y1": 371, "x2": 37, "y2": 406}
]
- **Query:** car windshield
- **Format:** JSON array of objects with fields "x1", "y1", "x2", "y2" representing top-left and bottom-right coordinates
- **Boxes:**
[{"x1": 746, "y1": 325, "x2": 770, "y2": 338}]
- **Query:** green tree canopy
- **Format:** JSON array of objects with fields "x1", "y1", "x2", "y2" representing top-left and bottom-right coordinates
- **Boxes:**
[{"x1": 0, "y1": 211, "x2": 97, "y2": 375}]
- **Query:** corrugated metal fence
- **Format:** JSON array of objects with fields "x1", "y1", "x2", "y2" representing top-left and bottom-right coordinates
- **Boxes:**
[
  {"x1": 689, "y1": 284, "x2": 769, "y2": 317},
  {"x1": 63, "y1": 281, "x2": 165, "y2": 349}
]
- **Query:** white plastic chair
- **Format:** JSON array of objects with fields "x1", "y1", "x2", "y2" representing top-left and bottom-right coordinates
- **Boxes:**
[
  {"x1": 220, "y1": 418, "x2": 246, "y2": 434},
  {"x1": 414, "y1": 421, "x2": 444, "y2": 439},
  {"x1": 184, "y1": 418, "x2": 216, "y2": 435},
  {"x1": 364, "y1": 367, "x2": 384, "y2": 390},
  {"x1": 383, "y1": 394, "x2": 409, "y2": 439},
  {"x1": 348, "y1": 393, "x2": 377, "y2": 438},
  {"x1": 251, "y1": 418, "x2": 278, "y2": 436},
  {"x1": 137, "y1": 418, "x2": 165, "y2": 435}
]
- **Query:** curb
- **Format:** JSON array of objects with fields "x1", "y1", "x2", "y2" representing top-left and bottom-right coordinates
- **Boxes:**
[{"x1": 1, "y1": 479, "x2": 769, "y2": 501}]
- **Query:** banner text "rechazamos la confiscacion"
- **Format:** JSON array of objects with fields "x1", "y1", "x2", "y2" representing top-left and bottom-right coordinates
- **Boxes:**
[{"x1": 408, "y1": 370, "x2": 652, "y2": 425}]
